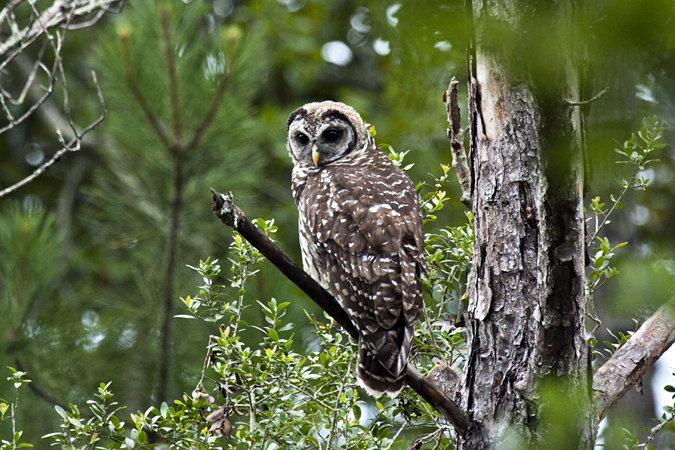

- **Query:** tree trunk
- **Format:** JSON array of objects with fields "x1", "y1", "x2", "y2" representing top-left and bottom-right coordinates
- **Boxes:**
[{"x1": 460, "y1": 0, "x2": 594, "y2": 447}]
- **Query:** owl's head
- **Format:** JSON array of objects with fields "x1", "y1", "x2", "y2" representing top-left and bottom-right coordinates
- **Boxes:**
[{"x1": 287, "y1": 101, "x2": 373, "y2": 167}]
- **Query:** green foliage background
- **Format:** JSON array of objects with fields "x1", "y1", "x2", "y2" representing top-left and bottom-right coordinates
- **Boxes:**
[{"x1": 1, "y1": 0, "x2": 675, "y2": 447}]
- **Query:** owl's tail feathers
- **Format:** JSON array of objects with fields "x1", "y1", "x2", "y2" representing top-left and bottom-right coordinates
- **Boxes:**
[{"x1": 356, "y1": 340, "x2": 405, "y2": 398}]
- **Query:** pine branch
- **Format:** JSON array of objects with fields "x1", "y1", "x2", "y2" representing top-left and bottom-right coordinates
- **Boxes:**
[
  {"x1": 184, "y1": 64, "x2": 231, "y2": 152},
  {"x1": 593, "y1": 300, "x2": 675, "y2": 421},
  {"x1": 156, "y1": 154, "x2": 184, "y2": 404},
  {"x1": 160, "y1": 7, "x2": 183, "y2": 152},
  {"x1": 210, "y1": 189, "x2": 473, "y2": 436},
  {"x1": 120, "y1": 31, "x2": 172, "y2": 150}
]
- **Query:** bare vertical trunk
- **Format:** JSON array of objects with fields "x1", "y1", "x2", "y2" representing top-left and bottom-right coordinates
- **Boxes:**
[{"x1": 460, "y1": 0, "x2": 593, "y2": 447}]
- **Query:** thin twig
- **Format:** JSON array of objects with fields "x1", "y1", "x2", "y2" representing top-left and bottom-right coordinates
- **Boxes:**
[
  {"x1": 589, "y1": 181, "x2": 630, "y2": 243},
  {"x1": 0, "y1": 0, "x2": 24, "y2": 25},
  {"x1": 1, "y1": 40, "x2": 49, "y2": 105},
  {"x1": 443, "y1": 77, "x2": 472, "y2": 209},
  {"x1": 565, "y1": 87, "x2": 609, "y2": 106},
  {"x1": 210, "y1": 189, "x2": 473, "y2": 436},
  {"x1": 0, "y1": 30, "x2": 60, "y2": 135}
]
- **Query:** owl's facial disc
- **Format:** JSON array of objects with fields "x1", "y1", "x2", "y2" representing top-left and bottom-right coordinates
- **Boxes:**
[{"x1": 287, "y1": 112, "x2": 356, "y2": 167}]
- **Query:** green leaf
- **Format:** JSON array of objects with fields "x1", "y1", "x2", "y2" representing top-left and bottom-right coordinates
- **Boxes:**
[
  {"x1": 278, "y1": 323, "x2": 294, "y2": 332},
  {"x1": 594, "y1": 256, "x2": 605, "y2": 269},
  {"x1": 54, "y1": 405, "x2": 68, "y2": 420},
  {"x1": 268, "y1": 329, "x2": 279, "y2": 341},
  {"x1": 67, "y1": 416, "x2": 83, "y2": 427}
]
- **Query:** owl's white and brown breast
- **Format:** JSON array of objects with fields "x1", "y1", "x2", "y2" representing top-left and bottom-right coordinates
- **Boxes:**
[{"x1": 287, "y1": 101, "x2": 425, "y2": 397}]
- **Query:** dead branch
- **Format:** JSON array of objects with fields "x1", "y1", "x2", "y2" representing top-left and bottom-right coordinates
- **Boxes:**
[
  {"x1": 593, "y1": 300, "x2": 675, "y2": 421},
  {"x1": 0, "y1": 29, "x2": 61, "y2": 135},
  {"x1": 443, "y1": 77, "x2": 472, "y2": 209},
  {"x1": 0, "y1": 70, "x2": 106, "y2": 199},
  {"x1": 0, "y1": 0, "x2": 122, "y2": 198},
  {"x1": 0, "y1": 0, "x2": 126, "y2": 59},
  {"x1": 211, "y1": 189, "x2": 473, "y2": 437}
]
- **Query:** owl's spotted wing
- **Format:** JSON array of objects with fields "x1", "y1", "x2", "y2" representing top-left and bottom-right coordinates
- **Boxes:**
[{"x1": 301, "y1": 150, "x2": 425, "y2": 389}]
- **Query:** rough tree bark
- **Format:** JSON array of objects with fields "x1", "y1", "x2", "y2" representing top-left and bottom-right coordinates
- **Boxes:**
[{"x1": 460, "y1": 0, "x2": 592, "y2": 448}]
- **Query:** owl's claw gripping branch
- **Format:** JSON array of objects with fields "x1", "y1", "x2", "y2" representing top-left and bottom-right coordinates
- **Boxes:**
[{"x1": 210, "y1": 188, "x2": 472, "y2": 436}]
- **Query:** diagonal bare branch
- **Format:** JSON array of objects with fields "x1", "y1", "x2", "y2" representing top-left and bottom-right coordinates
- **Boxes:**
[
  {"x1": 593, "y1": 300, "x2": 675, "y2": 421},
  {"x1": 210, "y1": 189, "x2": 474, "y2": 437},
  {"x1": 119, "y1": 29, "x2": 172, "y2": 150}
]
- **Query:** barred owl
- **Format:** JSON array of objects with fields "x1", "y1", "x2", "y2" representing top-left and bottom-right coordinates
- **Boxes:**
[{"x1": 287, "y1": 101, "x2": 425, "y2": 397}]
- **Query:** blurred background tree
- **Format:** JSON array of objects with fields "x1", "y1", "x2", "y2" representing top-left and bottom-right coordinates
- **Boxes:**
[{"x1": 1, "y1": 0, "x2": 674, "y2": 447}]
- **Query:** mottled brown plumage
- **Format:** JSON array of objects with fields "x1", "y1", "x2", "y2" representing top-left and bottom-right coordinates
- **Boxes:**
[{"x1": 287, "y1": 101, "x2": 425, "y2": 397}]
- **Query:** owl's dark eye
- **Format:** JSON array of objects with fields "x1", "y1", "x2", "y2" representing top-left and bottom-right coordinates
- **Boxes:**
[
  {"x1": 296, "y1": 133, "x2": 310, "y2": 145},
  {"x1": 323, "y1": 129, "x2": 341, "y2": 143}
]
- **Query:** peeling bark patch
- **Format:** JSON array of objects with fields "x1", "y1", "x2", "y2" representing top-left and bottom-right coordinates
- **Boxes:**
[{"x1": 467, "y1": 90, "x2": 545, "y2": 437}]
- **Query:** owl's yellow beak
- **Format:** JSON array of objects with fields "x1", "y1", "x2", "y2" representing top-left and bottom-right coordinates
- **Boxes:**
[{"x1": 312, "y1": 144, "x2": 320, "y2": 166}]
